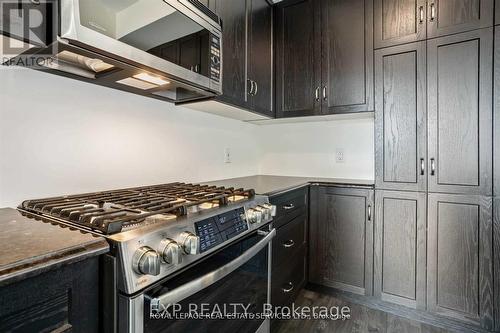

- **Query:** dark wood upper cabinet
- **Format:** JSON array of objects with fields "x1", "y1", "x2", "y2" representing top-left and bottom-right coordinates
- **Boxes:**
[
  {"x1": 275, "y1": 0, "x2": 322, "y2": 118},
  {"x1": 248, "y1": 0, "x2": 274, "y2": 116},
  {"x1": 309, "y1": 186, "x2": 374, "y2": 296},
  {"x1": 375, "y1": 42, "x2": 427, "y2": 192},
  {"x1": 214, "y1": 0, "x2": 273, "y2": 117},
  {"x1": 427, "y1": 28, "x2": 493, "y2": 196},
  {"x1": 321, "y1": 0, "x2": 374, "y2": 114},
  {"x1": 375, "y1": 0, "x2": 494, "y2": 48},
  {"x1": 427, "y1": 193, "x2": 494, "y2": 330},
  {"x1": 374, "y1": 0, "x2": 427, "y2": 49},
  {"x1": 275, "y1": 0, "x2": 373, "y2": 118},
  {"x1": 427, "y1": 0, "x2": 494, "y2": 38},
  {"x1": 214, "y1": 0, "x2": 248, "y2": 107}
]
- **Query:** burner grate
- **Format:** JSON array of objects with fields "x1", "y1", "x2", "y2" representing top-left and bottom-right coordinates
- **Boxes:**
[{"x1": 19, "y1": 183, "x2": 255, "y2": 235}]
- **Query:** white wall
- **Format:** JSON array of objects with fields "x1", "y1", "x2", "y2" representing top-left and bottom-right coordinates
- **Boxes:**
[
  {"x1": 0, "y1": 68, "x2": 260, "y2": 207},
  {"x1": 0, "y1": 67, "x2": 375, "y2": 208},
  {"x1": 257, "y1": 118, "x2": 375, "y2": 180}
]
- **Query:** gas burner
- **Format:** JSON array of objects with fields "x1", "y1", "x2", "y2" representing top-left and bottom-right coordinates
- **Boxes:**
[{"x1": 19, "y1": 183, "x2": 255, "y2": 235}]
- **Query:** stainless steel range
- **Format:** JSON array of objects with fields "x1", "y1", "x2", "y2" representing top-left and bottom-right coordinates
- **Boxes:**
[{"x1": 18, "y1": 182, "x2": 276, "y2": 333}]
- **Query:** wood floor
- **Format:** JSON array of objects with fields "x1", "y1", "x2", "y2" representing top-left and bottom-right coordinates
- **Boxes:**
[{"x1": 275, "y1": 289, "x2": 460, "y2": 333}]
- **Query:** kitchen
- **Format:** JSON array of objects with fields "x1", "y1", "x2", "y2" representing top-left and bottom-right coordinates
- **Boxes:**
[{"x1": 0, "y1": 0, "x2": 497, "y2": 332}]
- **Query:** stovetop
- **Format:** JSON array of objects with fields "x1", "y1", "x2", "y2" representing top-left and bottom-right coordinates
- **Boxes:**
[
  {"x1": 19, "y1": 182, "x2": 256, "y2": 235},
  {"x1": 18, "y1": 182, "x2": 274, "y2": 294}
]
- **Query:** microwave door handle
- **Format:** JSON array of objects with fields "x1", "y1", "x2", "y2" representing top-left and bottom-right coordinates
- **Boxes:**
[{"x1": 154, "y1": 228, "x2": 276, "y2": 307}]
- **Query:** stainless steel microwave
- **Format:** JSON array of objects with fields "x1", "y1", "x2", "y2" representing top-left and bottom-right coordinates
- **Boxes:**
[{"x1": 28, "y1": 0, "x2": 223, "y2": 102}]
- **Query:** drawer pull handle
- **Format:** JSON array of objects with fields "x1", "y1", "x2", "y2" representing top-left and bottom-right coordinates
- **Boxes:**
[
  {"x1": 283, "y1": 240, "x2": 295, "y2": 248},
  {"x1": 283, "y1": 204, "x2": 295, "y2": 210},
  {"x1": 282, "y1": 282, "x2": 294, "y2": 293}
]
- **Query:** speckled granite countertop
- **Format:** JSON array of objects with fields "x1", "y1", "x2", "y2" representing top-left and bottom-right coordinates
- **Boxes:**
[
  {"x1": 0, "y1": 208, "x2": 109, "y2": 286},
  {"x1": 203, "y1": 175, "x2": 374, "y2": 196}
]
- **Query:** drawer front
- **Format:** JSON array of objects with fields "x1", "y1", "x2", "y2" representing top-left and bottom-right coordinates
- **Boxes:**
[
  {"x1": 271, "y1": 246, "x2": 307, "y2": 307},
  {"x1": 273, "y1": 214, "x2": 307, "y2": 268},
  {"x1": 270, "y1": 187, "x2": 308, "y2": 229}
]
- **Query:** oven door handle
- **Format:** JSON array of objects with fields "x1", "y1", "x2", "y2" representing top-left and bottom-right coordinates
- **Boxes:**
[{"x1": 154, "y1": 228, "x2": 276, "y2": 307}]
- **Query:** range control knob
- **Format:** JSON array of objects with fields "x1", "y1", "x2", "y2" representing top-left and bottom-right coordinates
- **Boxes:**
[
  {"x1": 132, "y1": 246, "x2": 161, "y2": 276},
  {"x1": 262, "y1": 204, "x2": 277, "y2": 217},
  {"x1": 179, "y1": 232, "x2": 200, "y2": 255},
  {"x1": 255, "y1": 206, "x2": 272, "y2": 221},
  {"x1": 159, "y1": 239, "x2": 182, "y2": 265},
  {"x1": 246, "y1": 208, "x2": 262, "y2": 224}
]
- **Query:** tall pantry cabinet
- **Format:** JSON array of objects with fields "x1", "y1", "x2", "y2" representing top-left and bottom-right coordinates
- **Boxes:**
[{"x1": 374, "y1": 1, "x2": 496, "y2": 330}]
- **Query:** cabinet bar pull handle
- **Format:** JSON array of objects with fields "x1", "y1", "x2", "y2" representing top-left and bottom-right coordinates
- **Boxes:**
[
  {"x1": 283, "y1": 203, "x2": 295, "y2": 210},
  {"x1": 283, "y1": 240, "x2": 295, "y2": 248},
  {"x1": 420, "y1": 158, "x2": 425, "y2": 175},
  {"x1": 322, "y1": 86, "x2": 327, "y2": 101},
  {"x1": 248, "y1": 80, "x2": 254, "y2": 95},
  {"x1": 430, "y1": 3, "x2": 436, "y2": 21},
  {"x1": 430, "y1": 158, "x2": 436, "y2": 176},
  {"x1": 254, "y1": 81, "x2": 258, "y2": 96},
  {"x1": 282, "y1": 282, "x2": 294, "y2": 293},
  {"x1": 368, "y1": 205, "x2": 372, "y2": 221},
  {"x1": 315, "y1": 87, "x2": 320, "y2": 101},
  {"x1": 418, "y1": 6, "x2": 424, "y2": 24}
]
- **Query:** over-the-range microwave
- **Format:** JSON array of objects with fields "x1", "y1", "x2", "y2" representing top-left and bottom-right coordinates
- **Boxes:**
[{"x1": 7, "y1": 0, "x2": 223, "y2": 103}]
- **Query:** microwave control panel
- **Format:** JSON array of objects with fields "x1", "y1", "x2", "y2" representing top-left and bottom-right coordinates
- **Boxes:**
[
  {"x1": 209, "y1": 34, "x2": 221, "y2": 83},
  {"x1": 195, "y1": 207, "x2": 247, "y2": 253}
]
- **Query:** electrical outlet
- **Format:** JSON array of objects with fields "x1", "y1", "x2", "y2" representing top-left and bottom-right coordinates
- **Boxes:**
[
  {"x1": 335, "y1": 149, "x2": 345, "y2": 163},
  {"x1": 224, "y1": 148, "x2": 231, "y2": 163}
]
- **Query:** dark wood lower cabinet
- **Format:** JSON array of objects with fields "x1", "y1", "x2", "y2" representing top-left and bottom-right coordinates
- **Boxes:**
[
  {"x1": 427, "y1": 193, "x2": 494, "y2": 330},
  {"x1": 270, "y1": 187, "x2": 308, "y2": 331},
  {"x1": 309, "y1": 185, "x2": 374, "y2": 296},
  {"x1": 374, "y1": 190, "x2": 426, "y2": 310},
  {"x1": 494, "y1": 197, "x2": 500, "y2": 332},
  {"x1": 0, "y1": 257, "x2": 101, "y2": 332}
]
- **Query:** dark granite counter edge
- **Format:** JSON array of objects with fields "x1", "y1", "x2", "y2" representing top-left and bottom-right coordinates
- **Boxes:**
[
  {"x1": 265, "y1": 181, "x2": 374, "y2": 197},
  {"x1": 0, "y1": 240, "x2": 109, "y2": 287}
]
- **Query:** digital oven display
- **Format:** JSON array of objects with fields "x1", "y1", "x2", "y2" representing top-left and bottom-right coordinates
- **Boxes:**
[{"x1": 195, "y1": 207, "x2": 248, "y2": 252}]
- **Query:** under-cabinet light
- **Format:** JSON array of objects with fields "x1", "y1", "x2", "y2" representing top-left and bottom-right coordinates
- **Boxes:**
[{"x1": 133, "y1": 73, "x2": 170, "y2": 86}]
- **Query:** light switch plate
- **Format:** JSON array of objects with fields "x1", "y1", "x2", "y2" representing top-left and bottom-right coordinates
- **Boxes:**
[{"x1": 224, "y1": 148, "x2": 231, "y2": 163}]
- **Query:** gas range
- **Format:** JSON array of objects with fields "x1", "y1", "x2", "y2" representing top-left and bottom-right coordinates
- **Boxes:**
[{"x1": 18, "y1": 182, "x2": 276, "y2": 294}]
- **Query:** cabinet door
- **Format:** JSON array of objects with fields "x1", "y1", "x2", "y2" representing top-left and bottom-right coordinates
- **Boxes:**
[
  {"x1": 214, "y1": 0, "x2": 248, "y2": 108},
  {"x1": 374, "y1": 0, "x2": 426, "y2": 49},
  {"x1": 427, "y1": 0, "x2": 494, "y2": 38},
  {"x1": 375, "y1": 42, "x2": 427, "y2": 192},
  {"x1": 494, "y1": 197, "x2": 500, "y2": 332},
  {"x1": 248, "y1": 0, "x2": 273, "y2": 116},
  {"x1": 428, "y1": 29, "x2": 493, "y2": 196},
  {"x1": 320, "y1": 0, "x2": 374, "y2": 114},
  {"x1": 427, "y1": 193, "x2": 493, "y2": 330},
  {"x1": 495, "y1": 27, "x2": 500, "y2": 197},
  {"x1": 275, "y1": 0, "x2": 322, "y2": 118},
  {"x1": 309, "y1": 186, "x2": 374, "y2": 295},
  {"x1": 374, "y1": 190, "x2": 426, "y2": 309},
  {"x1": 496, "y1": 0, "x2": 500, "y2": 25}
]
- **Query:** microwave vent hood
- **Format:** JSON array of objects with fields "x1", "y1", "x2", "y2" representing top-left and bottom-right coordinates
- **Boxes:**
[{"x1": 7, "y1": 0, "x2": 223, "y2": 104}]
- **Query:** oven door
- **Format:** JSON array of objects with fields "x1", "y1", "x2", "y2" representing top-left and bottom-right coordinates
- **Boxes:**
[{"x1": 119, "y1": 228, "x2": 275, "y2": 333}]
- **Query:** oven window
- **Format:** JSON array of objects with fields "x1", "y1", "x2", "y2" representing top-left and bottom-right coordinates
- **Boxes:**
[
  {"x1": 79, "y1": 0, "x2": 211, "y2": 76},
  {"x1": 143, "y1": 232, "x2": 269, "y2": 333}
]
